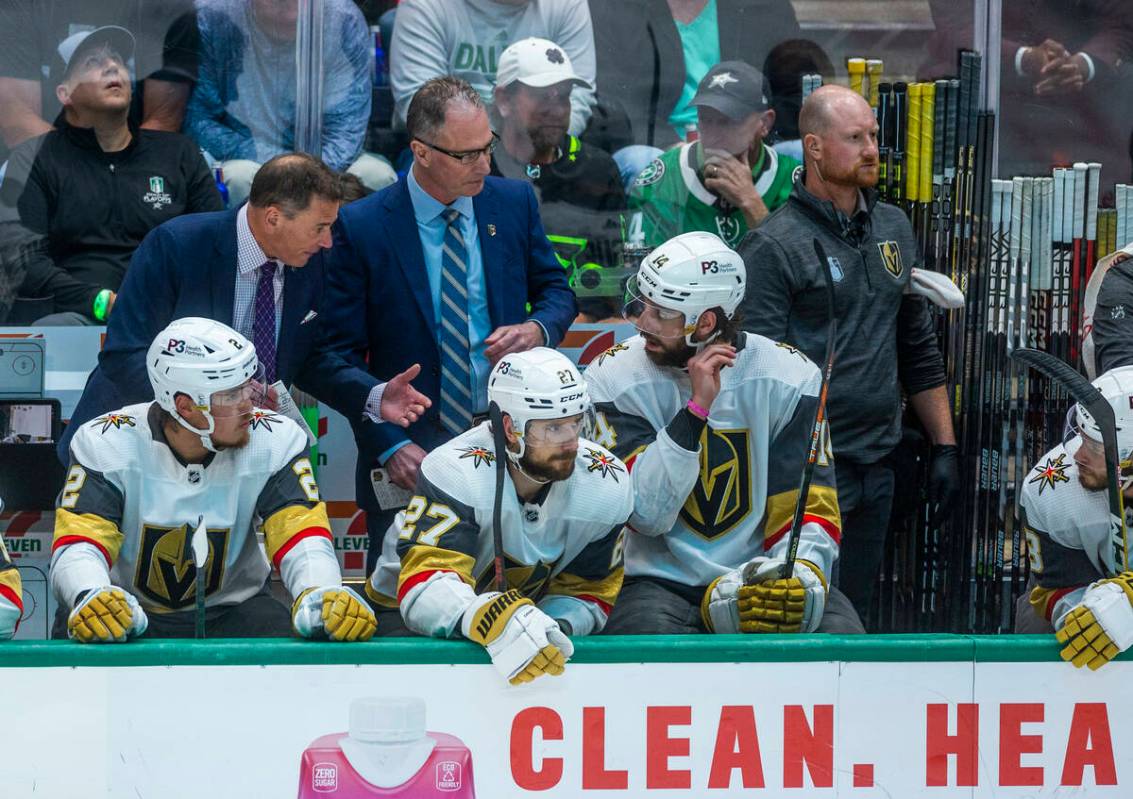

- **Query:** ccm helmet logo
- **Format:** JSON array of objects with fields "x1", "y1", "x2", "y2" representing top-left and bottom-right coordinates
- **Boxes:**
[{"x1": 561, "y1": 393, "x2": 584, "y2": 403}]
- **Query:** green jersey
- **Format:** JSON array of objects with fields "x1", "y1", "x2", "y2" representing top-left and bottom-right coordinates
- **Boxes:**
[{"x1": 628, "y1": 142, "x2": 800, "y2": 248}]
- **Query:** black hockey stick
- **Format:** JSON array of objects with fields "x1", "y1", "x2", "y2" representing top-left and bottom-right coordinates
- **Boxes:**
[
  {"x1": 190, "y1": 515, "x2": 208, "y2": 638},
  {"x1": 1012, "y1": 348, "x2": 1129, "y2": 573},
  {"x1": 774, "y1": 238, "x2": 838, "y2": 579},
  {"x1": 487, "y1": 400, "x2": 508, "y2": 592}
]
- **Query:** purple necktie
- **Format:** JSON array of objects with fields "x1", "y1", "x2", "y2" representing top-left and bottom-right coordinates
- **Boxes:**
[{"x1": 253, "y1": 261, "x2": 277, "y2": 384}]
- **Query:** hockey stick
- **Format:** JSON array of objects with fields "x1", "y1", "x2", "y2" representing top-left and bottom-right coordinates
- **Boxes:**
[
  {"x1": 487, "y1": 401, "x2": 508, "y2": 592},
  {"x1": 774, "y1": 238, "x2": 838, "y2": 580},
  {"x1": 1011, "y1": 348, "x2": 1129, "y2": 573},
  {"x1": 190, "y1": 515, "x2": 208, "y2": 638}
]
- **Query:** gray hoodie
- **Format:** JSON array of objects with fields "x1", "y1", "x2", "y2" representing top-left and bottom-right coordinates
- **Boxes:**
[{"x1": 738, "y1": 178, "x2": 947, "y2": 464}]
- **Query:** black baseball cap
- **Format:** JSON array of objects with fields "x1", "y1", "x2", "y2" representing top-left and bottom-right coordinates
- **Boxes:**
[
  {"x1": 691, "y1": 61, "x2": 772, "y2": 120},
  {"x1": 58, "y1": 26, "x2": 136, "y2": 78}
]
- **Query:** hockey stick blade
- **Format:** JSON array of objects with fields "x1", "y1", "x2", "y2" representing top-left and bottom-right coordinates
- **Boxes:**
[
  {"x1": 1011, "y1": 348, "x2": 1129, "y2": 572},
  {"x1": 765, "y1": 238, "x2": 838, "y2": 582},
  {"x1": 487, "y1": 401, "x2": 509, "y2": 592},
  {"x1": 190, "y1": 515, "x2": 208, "y2": 639}
]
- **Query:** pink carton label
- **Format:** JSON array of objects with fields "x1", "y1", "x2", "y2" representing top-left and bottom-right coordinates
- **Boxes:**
[
  {"x1": 312, "y1": 762, "x2": 338, "y2": 793},
  {"x1": 435, "y1": 761, "x2": 461, "y2": 791}
]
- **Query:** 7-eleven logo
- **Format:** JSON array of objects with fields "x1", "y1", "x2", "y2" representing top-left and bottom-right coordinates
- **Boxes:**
[{"x1": 149, "y1": 176, "x2": 165, "y2": 193}]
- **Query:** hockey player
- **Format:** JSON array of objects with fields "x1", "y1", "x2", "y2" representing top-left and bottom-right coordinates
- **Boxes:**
[
  {"x1": 585, "y1": 231, "x2": 864, "y2": 635},
  {"x1": 367, "y1": 347, "x2": 633, "y2": 685},
  {"x1": 1081, "y1": 242, "x2": 1133, "y2": 379},
  {"x1": 50, "y1": 318, "x2": 376, "y2": 643},
  {"x1": 0, "y1": 499, "x2": 22, "y2": 640},
  {"x1": 1016, "y1": 365, "x2": 1133, "y2": 670}
]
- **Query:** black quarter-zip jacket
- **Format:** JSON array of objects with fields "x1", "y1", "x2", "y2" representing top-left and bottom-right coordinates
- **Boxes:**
[
  {"x1": 738, "y1": 176, "x2": 947, "y2": 465},
  {"x1": 1, "y1": 117, "x2": 221, "y2": 318}
]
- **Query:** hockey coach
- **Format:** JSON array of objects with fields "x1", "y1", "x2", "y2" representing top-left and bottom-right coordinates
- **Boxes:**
[{"x1": 738, "y1": 84, "x2": 959, "y2": 622}]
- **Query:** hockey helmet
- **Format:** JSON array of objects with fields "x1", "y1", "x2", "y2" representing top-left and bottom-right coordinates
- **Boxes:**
[
  {"x1": 1074, "y1": 365, "x2": 1133, "y2": 480},
  {"x1": 488, "y1": 347, "x2": 591, "y2": 459},
  {"x1": 147, "y1": 318, "x2": 264, "y2": 450},
  {"x1": 623, "y1": 231, "x2": 746, "y2": 346}
]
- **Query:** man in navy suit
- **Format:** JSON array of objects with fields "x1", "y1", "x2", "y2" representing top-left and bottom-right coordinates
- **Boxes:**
[
  {"x1": 59, "y1": 153, "x2": 429, "y2": 462},
  {"x1": 311, "y1": 77, "x2": 577, "y2": 572}
]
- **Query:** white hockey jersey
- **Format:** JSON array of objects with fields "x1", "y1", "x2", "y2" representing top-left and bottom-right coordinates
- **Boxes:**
[
  {"x1": 0, "y1": 534, "x2": 21, "y2": 639},
  {"x1": 1018, "y1": 441, "x2": 1123, "y2": 625},
  {"x1": 583, "y1": 332, "x2": 841, "y2": 589},
  {"x1": 50, "y1": 403, "x2": 335, "y2": 614},
  {"x1": 368, "y1": 422, "x2": 634, "y2": 637}
]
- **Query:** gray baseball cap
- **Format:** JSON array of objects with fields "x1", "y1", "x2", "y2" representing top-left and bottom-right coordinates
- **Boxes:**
[
  {"x1": 691, "y1": 61, "x2": 771, "y2": 119},
  {"x1": 58, "y1": 26, "x2": 136, "y2": 77}
]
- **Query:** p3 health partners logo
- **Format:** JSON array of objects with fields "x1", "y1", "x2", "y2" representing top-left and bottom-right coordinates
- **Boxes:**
[{"x1": 143, "y1": 175, "x2": 173, "y2": 211}]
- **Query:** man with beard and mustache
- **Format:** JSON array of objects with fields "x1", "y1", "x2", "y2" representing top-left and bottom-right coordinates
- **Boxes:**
[
  {"x1": 584, "y1": 231, "x2": 863, "y2": 635},
  {"x1": 365, "y1": 347, "x2": 632, "y2": 685},
  {"x1": 49, "y1": 318, "x2": 376, "y2": 643},
  {"x1": 628, "y1": 60, "x2": 799, "y2": 249},
  {"x1": 1014, "y1": 366, "x2": 1133, "y2": 672},
  {"x1": 739, "y1": 84, "x2": 958, "y2": 624},
  {"x1": 490, "y1": 37, "x2": 625, "y2": 321}
]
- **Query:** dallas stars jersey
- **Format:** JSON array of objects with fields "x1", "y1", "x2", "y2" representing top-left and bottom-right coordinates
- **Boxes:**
[
  {"x1": 0, "y1": 534, "x2": 22, "y2": 638},
  {"x1": 368, "y1": 422, "x2": 633, "y2": 637},
  {"x1": 50, "y1": 403, "x2": 337, "y2": 614},
  {"x1": 628, "y1": 141, "x2": 799, "y2": 248},
  {"x1": 584, "y1": 332, "x2": 841, "y2": 589},
  {"x1": 1019, "y1": 441, "x2": 1121, "y2": 625}
]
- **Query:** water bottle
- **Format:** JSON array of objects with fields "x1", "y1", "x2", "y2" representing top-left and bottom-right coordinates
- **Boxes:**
[{"x1": 214, "y1": 166, "x2": 229, "y2": 209}]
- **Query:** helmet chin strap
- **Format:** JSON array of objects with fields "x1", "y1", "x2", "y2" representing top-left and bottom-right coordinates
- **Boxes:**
[
  {"x1": 173, "y1": 408, "x2": 219, "y2": 453},
  {"x1": 504, "y1": 437, "x2": 552, "y2": 485}
]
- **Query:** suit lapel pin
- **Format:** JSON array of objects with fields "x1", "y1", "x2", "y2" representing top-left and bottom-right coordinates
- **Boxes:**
[{"x1": 487, "y1": 223, "x2": 497, "y2": 237}]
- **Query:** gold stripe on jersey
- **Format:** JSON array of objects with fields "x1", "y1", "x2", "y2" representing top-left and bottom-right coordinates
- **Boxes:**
[
  {"x1": 547, "y1": 567, "x2": 624, "y2": 614},
  {"x1": 0, "y1": 565, "x2": 21, "y2": 606},
  {"x1": 52, "y1": 509, "x2": 125, "y2": 564},
  {"x1": 1029, "y1": 585, "x2": 1077, "y2": 621},
  {"x1": 397, "y1": 544, "x2": 476, "y2": 598},
  {"x1": 763, "y1": 484, "x2": 841, "y2": 546},
  {"x1": 262, "y1": 502, "x2": 331, "y2": 564}
]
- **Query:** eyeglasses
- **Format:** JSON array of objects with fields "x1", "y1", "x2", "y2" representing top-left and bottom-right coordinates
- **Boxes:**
[{"x1": 416, "y1": 131, "x2": 499, "y2": 165}]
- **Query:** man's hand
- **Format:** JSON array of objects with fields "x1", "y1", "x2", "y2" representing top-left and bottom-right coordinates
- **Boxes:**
[
  {"x1": 687, "y1": 342, "x2": 736, "y2": 413},
  {"x1": 386, "y1": 443, "x2": 427, "y2": 490},
  {"x1": 381, "y1": 364, "x2": 432, "y2": 427},
  {"x1": 1020, "y1": 39, "x2": 1068, "y2": 79},
  {"x1": 291, "y1": 586, "x2": 377, "y2": 641},
  {"x1": 485, "y1": 321, "x2": 544, "y2": 364},
  {"x1": 1035, "y1": 53, "x2": 1090, "y2": 96},
  {"x1": 703, "y1": 150, "x2": 768, "y2": 226},
  {"x1": 461, "y1": 590, "x2": 573, "y2": 685},
  {"x1": 927, "y1": 444, "x2": 960, "y2": 525},
  {"x1": 67, "y1": 587, "x2": 149, "y2": 643}
]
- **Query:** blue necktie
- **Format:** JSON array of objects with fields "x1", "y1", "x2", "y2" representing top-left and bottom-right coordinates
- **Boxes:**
[
  {"x1": 252, "y1": 261, "x2": 277, "y2": 384},
  {"x1": 439, "y1": 208, "x2": 474, "y2": 435}
]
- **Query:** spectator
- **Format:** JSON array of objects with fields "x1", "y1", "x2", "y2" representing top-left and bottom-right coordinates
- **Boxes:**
[
  {"x1": 0, "y1": 27, "x2": 221, "y2": 326},
  {"x1": 923, "y1": 0, "x2": 1133, "y2": 196},
  {"x1": 187, "y1": 0, "x2": 395, "y2": 207},
  {"x1": 739, "y1": 85, "x2": 959, "y2": 622},
  {"x1": 490, "y1": 37, "x2": 625, "y2": 322},
  {"x1": 309, "y1": 76, "x2": 576, "y2": 573},
  {"x1": 57, "y1": 153, "x2": 429, "y2": 461},
  {"x1": 588, "y1": 0, "x2": 800, "y2": 154},
  {"x1": 1082, "y1": 243, "x2": 1133, "y2": 379},
  {"x1": 0, "y1": 0, "x2": 199, "y2": 151},
  {"x1": 389, "y1": 0, "x2": 597, "y2": 136},
  {"x1": 628, "y1": 61, "x2": 798, "y2": 249}
]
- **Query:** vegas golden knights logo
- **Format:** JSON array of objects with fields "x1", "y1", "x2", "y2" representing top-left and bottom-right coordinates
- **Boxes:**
[
  {"x1": 680, "y1": 428, "x2": 751, "y2": 539},
  {"x1": 877, "y1": 240, "x2": 903, "y2": 278},
  {"x1": 135, "y1": 524, "x2": 229, "y2": 609},
  {"x1": 476, "y1": 555, "x2": 556, "y2": 599}
]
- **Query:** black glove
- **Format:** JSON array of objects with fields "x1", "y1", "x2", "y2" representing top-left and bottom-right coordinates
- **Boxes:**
[{"x1": 927, "y1": 444, "x2": 960, "y2": 526}]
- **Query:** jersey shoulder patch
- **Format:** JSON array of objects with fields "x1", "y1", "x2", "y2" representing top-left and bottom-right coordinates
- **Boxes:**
[
  {"x1": 71, "y1": 403, "x2": 153, "y2": 470},
  {"x1": 421, "y1": 428, "x2": 499, "y2": 502},
  {"x1": 632, "y1": 157, "x2": 666, "y2": 188},
  {"x1": 568, "y1": 440, "x2": 634, "y2": 523},
  {"x1": 739, "y1": 332, "x2": 821, "y2": 392}
]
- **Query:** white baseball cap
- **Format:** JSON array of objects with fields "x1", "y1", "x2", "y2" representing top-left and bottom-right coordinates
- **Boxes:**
[
  {"x1": 496, "y1": 37, "x2": 592, "y2": 91},
  {"x1": 58, "y1": 26, "x2": 136, "y2": 77}
]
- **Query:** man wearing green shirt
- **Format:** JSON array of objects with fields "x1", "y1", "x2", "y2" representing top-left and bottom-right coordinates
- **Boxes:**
[{"x1": 628, "y1": 60, "x2": 799, "y2": 249}]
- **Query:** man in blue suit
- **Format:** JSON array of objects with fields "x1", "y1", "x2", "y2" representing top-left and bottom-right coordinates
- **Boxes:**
[
  {"x1": 311, "y1": 77, "x2": 577, "y2": 572},
  {"x1": 60, "y1": 153, "x2": 429, "y2": 461}
]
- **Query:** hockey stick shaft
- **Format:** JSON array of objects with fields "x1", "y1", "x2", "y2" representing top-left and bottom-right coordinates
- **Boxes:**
[
  {"x1": 780, "y1": 238, "x2": 838, "y2": 578},
  {"x1": 488, "y1": 401, "x2": 508, "y2": 592}
]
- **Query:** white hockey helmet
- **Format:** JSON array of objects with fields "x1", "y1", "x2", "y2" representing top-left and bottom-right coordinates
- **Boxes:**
[
  {"x1": 488, "y1": 347, "x2": 590, "y2": 460},
  {"x1": 625, "y1": 231, "x2": 746, "y2": 346},
  {"x1": 147, "y1": 318, "x2": 262, "y2": 451},
  {"x1": 1075, "y1": 365, "x2": 1133, "y2": 482}
]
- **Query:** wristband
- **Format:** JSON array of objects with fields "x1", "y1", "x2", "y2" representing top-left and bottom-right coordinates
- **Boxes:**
[
  {"x1": 92, "y1": 289, "x2": 113, "y2": 322},
  {"x1": 686, "y1": 399, "x2": 709, "y2": 420}
]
